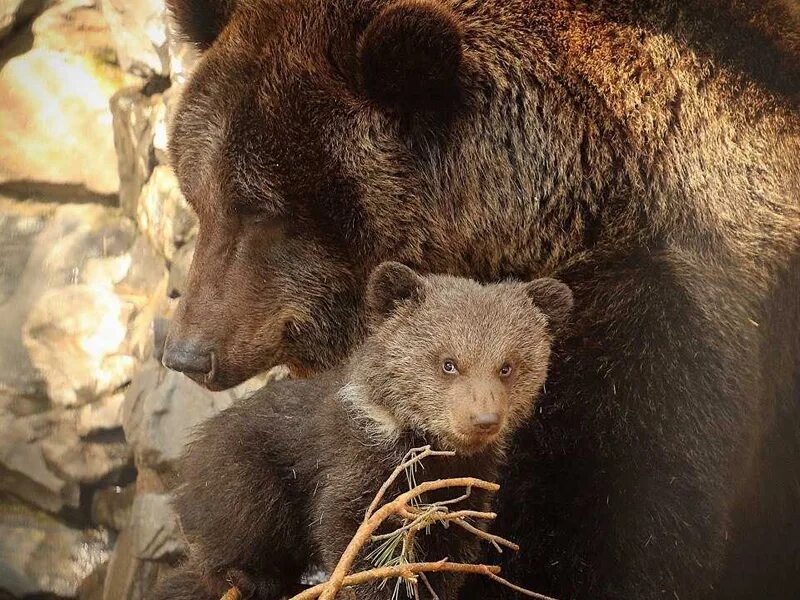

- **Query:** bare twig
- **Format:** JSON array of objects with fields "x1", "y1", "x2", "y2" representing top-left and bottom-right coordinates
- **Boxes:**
[
  {"x1": 291, "y1": 561, "x2": 500, "y2": 600},
  {"x1": 220, "y1": 587, "x2": 241, "y2": 600},
  {"x1": 216, "y1": 448, "x2": 556, "y2": 600}
]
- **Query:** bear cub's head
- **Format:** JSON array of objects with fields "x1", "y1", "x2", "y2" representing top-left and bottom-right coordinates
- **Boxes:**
[{"x1": 346, "y1": 262, "x2": 573, "y2": 455}]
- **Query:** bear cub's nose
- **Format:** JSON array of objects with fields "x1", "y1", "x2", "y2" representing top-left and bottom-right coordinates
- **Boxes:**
[{"x1": 471, "y1": 412, "x2": 501, "y2": 433}]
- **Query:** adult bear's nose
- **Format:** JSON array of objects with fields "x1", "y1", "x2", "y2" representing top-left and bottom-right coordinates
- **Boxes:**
[{"x1": 162, "y1": 337, "x2": 215, "y2": 380}]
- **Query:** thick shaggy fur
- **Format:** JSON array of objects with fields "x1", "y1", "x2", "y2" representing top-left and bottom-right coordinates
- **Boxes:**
[
  {"x1": 152, "y1": 267, "x2": 571, "y2": 600},
  {"x1": 162, "y1": 1, "x2": 800, "y2": 598}
]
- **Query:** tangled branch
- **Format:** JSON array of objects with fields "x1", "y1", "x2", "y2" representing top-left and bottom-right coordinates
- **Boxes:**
[{"x1": 219, "y1": 445, "x2": 558, "y2": 600}]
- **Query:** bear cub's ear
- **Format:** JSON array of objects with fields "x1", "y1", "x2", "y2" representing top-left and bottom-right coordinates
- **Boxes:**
[
  {"x1": 524, "y1": 278, "x2": 574, "y2": 334},
  {"x1": 167, "y1": 0, "x2": 236, "y2": 50},
  {"x1": 358, "y1": 0, "x2": 463, "y2": 114},
  {"x1": 366, "y1": 262, "x2": 427, "y2": 322}
]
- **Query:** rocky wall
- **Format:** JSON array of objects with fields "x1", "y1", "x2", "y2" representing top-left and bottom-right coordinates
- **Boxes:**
[{"x1": 0, "y1": 2, "x2": 264, "y2": 598}]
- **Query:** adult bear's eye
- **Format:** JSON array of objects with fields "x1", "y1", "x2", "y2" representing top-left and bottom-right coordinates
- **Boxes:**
[
  {"x1": 442, "y1": 359, "x2": 459, "y2": 375},
  {"x1": 499, "y1": 363, "x2": 513, "y2": 378}
]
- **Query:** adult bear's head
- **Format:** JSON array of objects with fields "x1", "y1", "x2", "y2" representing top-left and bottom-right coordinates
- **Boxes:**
[{"x1": 161, "y1": 0, "x2": 477, "y2": 389}]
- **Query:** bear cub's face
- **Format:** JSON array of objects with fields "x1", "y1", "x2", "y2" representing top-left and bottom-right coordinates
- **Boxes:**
[{"x1": 351, "y1": 263, "x2": 573, "y2": 454}]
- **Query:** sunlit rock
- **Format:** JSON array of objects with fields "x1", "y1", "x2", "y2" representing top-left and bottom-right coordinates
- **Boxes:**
[
  {"x1": 110, "y1": 86, "x2": 158, "y2": 216},
  {"x1": 23, "y1": 284, "x2": 137, "y2": 407},
  {"x1": 0, "y1": 0, "x2": 134, "y2": 196},
  {"x1": 100, "y1": 0, "x2": 169, "y2": 78},
  {"x1": 0, "y1": 494, "x2": 112, "y2": 598},
  {"x1": 76, "y1": 392, "x2": 126, "y2": 437},
  {"x1": 136, "y1": 165, "x2": 197, "y2": 261},
  {"x1": 0, "y1": 0, "x2": 43, "y2": 41},
  {"x1": 40, "y1": 424, "x2": 131, "y2": 484}
]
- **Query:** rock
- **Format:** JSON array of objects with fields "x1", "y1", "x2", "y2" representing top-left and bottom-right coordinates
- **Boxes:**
[
  {"x1": 100, "y1": 0, "x2": 170, "y2": 78},
  {"x1": 166, "y1": 24, "x2": 199, "y2": 87},
  {"x1": 0, "y1": 494, "x2": 112, "y2": 598},
  {"x1": 136, "y1": 165, "x2": 197, "y2": 261},
  {"x1": 123, "y1": 360, "x2": 270, "y2": 470},
  {"x1": 41, "y1": 426, "x2": 131, "y2": 484},
  {"x1": 0, "y1": 0, "x2": 133, "y2": 196},
  {"x1": 130, "y1": 493, "x2": 185, "y2": 560},
  {"x1": 110, "y1": 87, "x2": 157, "y2": 217},
  {"x1": 79, "y1": 559, "x2": 109, "y2": 600},
  {"x1": 102, "y1": 526, "x2": 159, "y2": 600},
  {"x1": 122, "y1": 361, "x2": 231, "y2": 470},
  {"x1": 23, "y1": 284, "x2": 137, "y2": 407},
  {"x1": 167, "y1": 236, "x2": 195, "y2": 298},
  {"x1": 77, "y1": 392, "x2": 126, "y2": 437},
  {"x1": 0, "y1": 201, "x2": 135, "y2": 401},
  {"x1": 92, "y1": 484, "x2": 135, "y2": 531},
  {"x1": 0, "y1": 408, "x2": 80, "y2": 513},
  {"x1": 0, "y1": 0, "x2": 43, "y2": 41},
  {"x1": 0, "y1": 197, "x2": 54, "y2": 306}
]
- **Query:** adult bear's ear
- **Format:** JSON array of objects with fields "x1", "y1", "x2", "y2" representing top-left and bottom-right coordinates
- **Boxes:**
[
  {"x1": 524, "y1": 278, "x2": 574, "y2": 335},
  {"x1": 358, "y1": 0, "x2": 463, "y2": 114},
  {"x1": 167, "y1": 0, "x2": 237, "y2": 50},
  {"x1": 366, "y1": 262, "x2": 427, "y2": 322}
]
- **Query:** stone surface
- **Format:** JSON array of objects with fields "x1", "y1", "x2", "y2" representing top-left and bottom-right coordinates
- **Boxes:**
[
  {"x1": 23, "y1": 284, "x2": 137, "y2": 407},
  {"x1": 0, "y1": 0, "x2": 43, "y2": 41},
  {"x1": 136, "y1": 165, "x2": 197, "y2": 261},
  {"x1": 92, "y1": 484, "x2": 135, "y2": 531},
  {"x1": 0, "y1": 406, "x2": 80, "y2": 513},
  {"x1": 41, "y1": 427, "x2": 131, "y2": 484},
  {"x1": 101, "y1": 526, "x2": 159, "y2": 600},
  {"x1": 100, "y1": 0, "x2": 169, "y2": 77},
  {"x1": 0, "y1": 0, "x2": 133, "y2": 196},
  {"x1": 110, "y1": 86, "x2": 157, "y2": 217},
  {"x1": 123, "y1": 360, "x2": 270, "y2": 471},
  {"x1": 122, "y1": 360, "x2": 231, "y2": 470},
  {"x1": 0, "y1": 494, "x2": 112, "y2": 598},
  {"x1": 79, "y1": 559, "x2": 108, "y2": 600},
  {"x1": 130, "y1": 493, "x2": 185, "y2": 560},
  {"x1": 0, "y1": 201, "x2": 135, "y2": 401},
  {"x1": 77, "y1": 392, "x2": 126, "y2": 437}
]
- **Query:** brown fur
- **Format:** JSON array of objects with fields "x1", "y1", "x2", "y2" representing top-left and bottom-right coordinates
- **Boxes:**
[
  {"x1": 161, "y1": 1, "x2": 800, "y2": 597},
  {"x1": 152, "y1": 265, "x2": 572, "y2": 600}
]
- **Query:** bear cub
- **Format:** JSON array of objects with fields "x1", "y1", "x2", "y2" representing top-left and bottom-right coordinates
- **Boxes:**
[{"x1": 153, "y1": 262, "x2": 573, "y2": 600}]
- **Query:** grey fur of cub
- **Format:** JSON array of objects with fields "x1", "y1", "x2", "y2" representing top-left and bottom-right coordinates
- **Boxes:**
[{"x1": 153, "y1": 262, "x2": 573, "y2": 600}]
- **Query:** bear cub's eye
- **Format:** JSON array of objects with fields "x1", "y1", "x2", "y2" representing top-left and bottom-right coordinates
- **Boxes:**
[
  {"x1": 442, "y1": 359, "x2": 459, "y2": 375},
  {"x1": 499, "y1": 363, "x2": 513, "y2": 378}
]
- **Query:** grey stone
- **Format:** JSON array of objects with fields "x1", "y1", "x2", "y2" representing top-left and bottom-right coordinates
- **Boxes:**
[
  {"x1": 0, "y1": 201, "x2": 136, "y2": 401},
  {"x1": 92, "y1": 484, "x2": 135, "y2": 531},
  {"x1": 130, "y1": 492, "x2": 186, "y2": 560},
  {"x1": 41, "y1": 426, "x2": 131, "y2": 485},
  {"x1": 122, "y1": 360, "x2": 234, "y2": 470},
  {"x1": 0, "y1": 494, "x2": 112, "y2": 598},
  {"x1": 110, "y1": 87, "x2": 157, "y2": 218},
  {"x1": 100, "y1": 0, "x2": 170, "y2": 78},
  {"x1": 0, "y1": 0, "x2": 127, "y2": 196},
  {"x1": 136, "y1": 165, "x2": 198, "y2": 261},
  {"x1": 102, "y1": 526, "x2": 160, "y2": 600},
  {"x1": 0, "y1": 0, "x2": 43, "y2": 40},
  {"x1": 77, "y1": 392, "x2": 126, "y2": 437},
  {"x1": 123, "y1": 360, "x2": 270, "y2": 470},
  {"x1": 0, "y1": 406, "x2": 79, "y2": 513}
]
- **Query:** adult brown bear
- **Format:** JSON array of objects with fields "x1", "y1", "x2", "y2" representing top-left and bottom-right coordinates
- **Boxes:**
[{"x1": 161, "y1": 0, "x2": 800, "y2": 598}]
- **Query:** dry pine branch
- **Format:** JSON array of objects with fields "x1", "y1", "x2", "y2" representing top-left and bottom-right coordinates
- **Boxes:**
[{"x1": 218, "y1": 446, "x2": 558, "y2": 600}]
